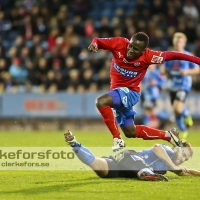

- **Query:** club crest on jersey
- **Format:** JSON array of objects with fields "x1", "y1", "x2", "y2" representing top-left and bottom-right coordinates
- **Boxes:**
[
  {"x1": 134, "y1": 62, "x2": 140, "y2": 66},
  {"x1": 144, "y1": 154, "x2": 148, "y2": 159},
  {"x1": 151, "y1": 55, "x2": 163, "y2": 63}
]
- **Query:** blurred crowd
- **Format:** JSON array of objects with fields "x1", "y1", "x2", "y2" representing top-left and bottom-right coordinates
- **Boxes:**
[{"x1": 0, "y1": 0, "x2": 200, "y2": 94}]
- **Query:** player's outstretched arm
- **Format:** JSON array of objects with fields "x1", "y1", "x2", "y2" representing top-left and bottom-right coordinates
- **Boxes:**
[
  {"x1": 165, "y1": 51, "x2": 200, "y2": 66},
  {"x1": 173, "y1": 168, "x2": 200, "y2": 176},
  {"x1": 152, "y1": 144, "x2": 187, "y2": 172},
  {"x1": 88, "y1": 37, "x2": 118, "y2": 52}
]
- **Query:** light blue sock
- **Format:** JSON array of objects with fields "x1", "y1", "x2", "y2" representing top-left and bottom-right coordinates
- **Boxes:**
[
  {"x1": 182, "y1": 108, "x2": 189, "y2": 118},
  {"x1": 143, "y1": 115, "x2": 150, "y2": 126},
  {"x1": 156, "y1": 111, "x2": 170, "y2": 120},
  {"x1": 72, "y1": 143, "x2": 95, "y2": 165},
  {"x1": 140, "y1": 168, "x2": 154, "y2": 175},
  {"x1": 175, "y1": 115, "x2": 186, "y2": 132}
]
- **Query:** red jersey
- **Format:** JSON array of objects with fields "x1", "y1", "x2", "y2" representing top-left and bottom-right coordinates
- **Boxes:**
[{"x1": 92, "y1": 37, "x2": 167, "y2": 92}]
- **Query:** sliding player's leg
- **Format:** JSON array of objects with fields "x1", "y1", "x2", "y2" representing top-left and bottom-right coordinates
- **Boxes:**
[{"x1": 64, "y1": 130, "x2": 109, "y2": 178}]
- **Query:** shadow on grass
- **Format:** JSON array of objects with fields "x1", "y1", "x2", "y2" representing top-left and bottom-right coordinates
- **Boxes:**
[{"x1": 0, "y1": 177, "x2": 132, "y2": 195}]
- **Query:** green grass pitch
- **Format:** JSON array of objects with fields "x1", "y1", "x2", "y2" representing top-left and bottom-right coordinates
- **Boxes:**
[{"x1": 0, "y1": 130, "x2": 200, "y2": 200}]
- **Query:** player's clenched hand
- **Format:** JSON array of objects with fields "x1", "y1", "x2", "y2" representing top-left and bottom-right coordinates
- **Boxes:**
[{"x1": 88, "y1": 44, "x2": 98, "y2": 53}]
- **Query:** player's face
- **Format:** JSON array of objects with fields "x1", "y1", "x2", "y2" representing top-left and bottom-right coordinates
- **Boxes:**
[
  {"x1": 127, "y1": 39, "x2": 145, "y2": 59},
  {"x1": 171, "y1": 147, "x2": 191, "y2": 165},
  {"x1": 173, "y1": 37, "x2": 186, "y2": 51}
]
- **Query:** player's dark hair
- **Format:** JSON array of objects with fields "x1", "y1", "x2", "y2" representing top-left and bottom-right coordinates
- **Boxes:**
[{"x1": 132, "y1": 32, "x2": 149, "y2": 49}]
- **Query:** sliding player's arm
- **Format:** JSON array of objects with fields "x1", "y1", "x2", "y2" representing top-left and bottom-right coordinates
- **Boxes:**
[
  {"x1": 152, "y1": 144, "x2": 186, "y2": 171},
  {"x1": 173, "y1": 168, "x2": 200, "y2": 176}
]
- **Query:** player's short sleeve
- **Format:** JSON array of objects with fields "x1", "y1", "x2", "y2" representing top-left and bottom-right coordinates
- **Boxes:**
[
  {"x1": 146, "y1": 49, "x2": 167, "y2": 65},
  {"x1": 160, "y1": 144, "x2": 174, "y2": 158},
  {"x1": 189, "y1": 61, "x2": 198, "y2": 68},
  {"x1": 138, "y1": 148, "x2": 158, "y2": 161}
]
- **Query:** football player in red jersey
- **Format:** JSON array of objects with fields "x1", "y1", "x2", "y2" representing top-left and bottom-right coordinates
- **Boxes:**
[{"x1": 88, "y1": 32, "x2": 200, "y2": 152}]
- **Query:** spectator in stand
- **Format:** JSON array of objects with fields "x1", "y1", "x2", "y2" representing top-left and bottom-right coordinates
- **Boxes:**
[
  {"x1": 13, "y1": 35, "x2": 25, "y2": 55},
  {"x1": 81, "y1": 68, "x2": 94, "y2": 89},
  {"x1": 84, "y1": 18, "x2": 95, "y2": 38},
  {"x1": 70, "y1": 0, "x2": 93, "y2": 20},
  {"x1": 32, "y1": 46, "x2": 45, "y2": 67},
  {"x1": 183, "y1": 0, "x2": 199, "y2": 20},
  {"x1": 68, "y1": 36, "x2": 82, "y2": 58},
  {"x1": 9, "y1": 57, "x2": 28, "y2": 84},
  {"x1": 1, "y1": 0, "x2": 200, "y2": 93},
  {"x1": 54, "y1": 72, "x2": 66, "y2": 91},
  {"x1": 97, "y1": 68, "x2": 110, "y2": 91},
  {"x1": 35, "y1": 57, "x2": 49, "y2": 85},
  {"x1": 45, "y1": 70, "x2": 55, "y2": 90},
  {"x1": 57, "y1": 5, "x2": 69, "y2": 33},
  {"x1": 66, "y1": 69, "x2": 81, "y2": 92},
  {"x1": 0, "y1": 58, "x2": 8, "y2": 75},
  {"x1": 98, "y1": 17, "x2": 113, "y2": 38},
  {"x1": 52, "y1": 58, "x2": 63, "y2": 74},
  {"x1": 150, "y1": 0, "x2": 166, "y2": 15},
  {"x1": 19, "y1": 14, "x2": 35, "y2": 42},
  {"x1": 35, "y1": 16, "x2": 48, "y2": 39},
  {"x1": 0, "y1": 11, "x2": 12, "y2": 42},
  {"x1": 64, "y1": 56, "x2": 77, "y2": 73},
  {"x1": 73, "y1": 15, "x2": 85, "y2": 36}
]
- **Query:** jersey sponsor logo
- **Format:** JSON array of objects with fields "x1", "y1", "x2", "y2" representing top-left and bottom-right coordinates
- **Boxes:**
[
  {"x1": 134, "y1": 62, "x2": 140, "y2": 66},
  {"x1": 113, "y1": 62, "x2": 138, "y2": 78},
  {"x1": 151, "y1": 55, "x2": 163, "y2": 64},
  {"x1": 131, "y1": 155, "x2": 144, "y2": 162},
  {"x1": 170, "y1": 70, "x2": 181, "y2": 75}
]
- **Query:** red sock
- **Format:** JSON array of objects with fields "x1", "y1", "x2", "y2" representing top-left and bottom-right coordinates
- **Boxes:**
[
  {"x1": 135, "y1": 125, "x2": 171, "y2": 142},
  {"x1": 98, "y1": 106, "x2": 121, "y2": 139}
]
